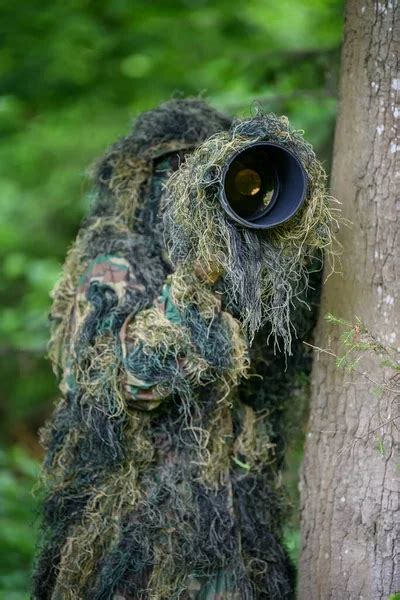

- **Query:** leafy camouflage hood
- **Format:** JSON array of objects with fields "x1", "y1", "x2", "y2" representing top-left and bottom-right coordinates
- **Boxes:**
[{"x1": 91, "y1": 97, "x2": 232, "y2": 231}]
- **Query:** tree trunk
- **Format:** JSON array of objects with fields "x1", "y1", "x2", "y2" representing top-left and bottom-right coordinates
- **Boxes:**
[{"x1": 299, "y1": 1, "x2": 400, "y2": 599}]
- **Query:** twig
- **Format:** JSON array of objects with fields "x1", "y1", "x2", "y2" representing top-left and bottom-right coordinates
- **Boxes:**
[{"x1": 303, "y1": 341, "x2": 400, "y2": 394}]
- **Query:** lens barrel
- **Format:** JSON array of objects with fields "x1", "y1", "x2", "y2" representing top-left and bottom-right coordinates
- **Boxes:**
[{"x1": 221, "y1": 142, "x2": 307, "y2": 229}]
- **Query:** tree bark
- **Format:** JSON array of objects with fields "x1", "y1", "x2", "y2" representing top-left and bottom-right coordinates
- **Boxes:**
[{"x1": 299, "y1": 1, "x2": 400, "y2": 599}]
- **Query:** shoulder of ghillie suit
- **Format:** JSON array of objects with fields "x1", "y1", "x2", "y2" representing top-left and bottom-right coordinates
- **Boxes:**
[{"x1": 47, "y1": 98, "x2": 233, "y2": 374}]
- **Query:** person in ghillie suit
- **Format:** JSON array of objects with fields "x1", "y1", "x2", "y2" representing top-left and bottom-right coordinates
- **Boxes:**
[{"x1": 33, "y1": 98, "x2": 336, "y2": 599}]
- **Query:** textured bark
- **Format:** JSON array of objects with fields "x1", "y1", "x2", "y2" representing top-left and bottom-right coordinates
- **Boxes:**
[{"x1": 299, "y1": 1, "x2": 400, "y2": 599}]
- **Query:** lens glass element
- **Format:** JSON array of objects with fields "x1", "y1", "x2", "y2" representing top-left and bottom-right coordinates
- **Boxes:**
[
  {"x1": 224, "y1": 147, "x2": 278, "y2": 221},
  {"x1": 234, "y1": 168, "x2": 261, "y2": 196}
]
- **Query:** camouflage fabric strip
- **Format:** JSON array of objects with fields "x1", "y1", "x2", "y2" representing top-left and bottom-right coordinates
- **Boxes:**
[
  {"x1": 77, "y1": 254, "x2": 145, "y2": 303},
  {"x1": 120, "y1": 282, "x2": 182, "y2": 409}
]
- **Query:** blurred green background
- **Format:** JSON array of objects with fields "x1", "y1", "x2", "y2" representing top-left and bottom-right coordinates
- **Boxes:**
[{"x1": 0, "y1": 0, "x2": 343, "y2": 596}]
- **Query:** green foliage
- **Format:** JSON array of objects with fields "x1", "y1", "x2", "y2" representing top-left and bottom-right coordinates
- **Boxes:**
[
  {"x1": 0, "y1": 446, "x2": 40, "y2": 599},
  {"x1": 283, "y1": 527, "x2": 301, "y2": 566},
  {"x1": 374, "y1": 437, "x2": 386, "y2": 456},
  {"x1": 0, "y1": 0, "x2": 344, "y2": 594},
  {"x1": 325, "y1": 312, "x2": 400, "y2": 373}
]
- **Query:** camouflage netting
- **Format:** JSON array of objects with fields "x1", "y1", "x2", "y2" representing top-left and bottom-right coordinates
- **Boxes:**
[{"x1": 33, "y1": 98, "x2": 336, "y2": 600}]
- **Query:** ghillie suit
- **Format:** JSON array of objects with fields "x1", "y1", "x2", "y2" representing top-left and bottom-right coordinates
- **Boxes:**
[{"x1": 33, "y1": 98, "x2": 336, "y2": 599}]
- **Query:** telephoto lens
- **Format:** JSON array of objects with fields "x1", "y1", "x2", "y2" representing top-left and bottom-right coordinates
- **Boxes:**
[{"x1": 221, "y1": 141, "x2": 308, "y2": 229}]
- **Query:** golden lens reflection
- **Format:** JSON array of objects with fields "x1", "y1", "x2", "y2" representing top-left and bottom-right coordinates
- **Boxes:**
[{"x1": 234, "y1": 168, "x2": 262, "y2": 196}]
